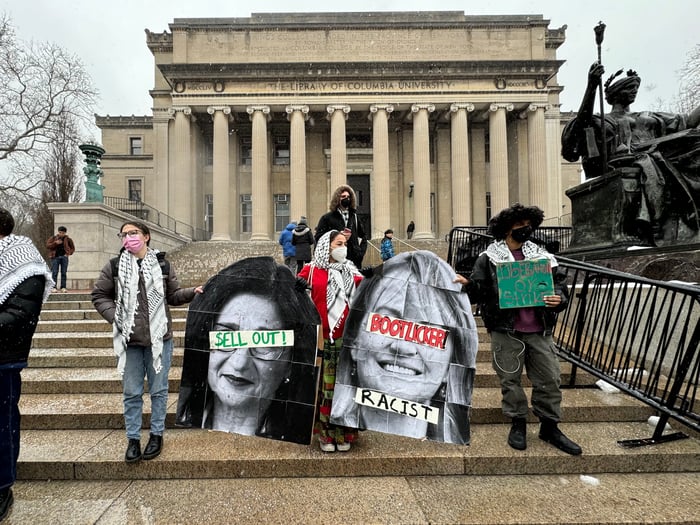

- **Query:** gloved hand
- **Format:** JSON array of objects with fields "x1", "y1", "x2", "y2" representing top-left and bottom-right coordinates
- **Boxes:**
[
  {"x1": 359, "y1": 266, "x2": 375, "y2": 278},
  {"x1": 295, "y1": 277, "x2": 309, "y2": 292}
]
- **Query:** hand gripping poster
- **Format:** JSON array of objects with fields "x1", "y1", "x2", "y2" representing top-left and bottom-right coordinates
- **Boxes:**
[
  {"x1": 330, "y1": 251, "x2": 479, "y2": 444},
  {"x1": 176, "y1": 257, "x2": 321, "y2": 445}
]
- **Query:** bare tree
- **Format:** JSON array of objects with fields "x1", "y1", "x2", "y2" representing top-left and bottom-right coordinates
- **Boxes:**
[{"x1": 674, "y1": 43, "x2": 700, "y2": 114}]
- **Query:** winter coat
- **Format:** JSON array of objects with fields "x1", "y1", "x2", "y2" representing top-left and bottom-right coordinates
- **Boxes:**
[
  {"x1": 278, "y1": 223, "x2": 296, "y2": 257},
  {"x1": 380, "y1": 237, "x2": 395, "y2": 261},
  {"x1": 0, "y1": 275, "x2": 46, "y2": 365},
  {"x1": 314, "y1": 209, "x2": 367, "y2": 267},
  {"x1": 46, "y1": 235, "x2": 75, "y2": 258},
  {"x1": 292, "y1": 225, "x2": 314, "y2": 261},
  {"x1": 91, "y1": 251, "x2": 196, "y2": 346}
]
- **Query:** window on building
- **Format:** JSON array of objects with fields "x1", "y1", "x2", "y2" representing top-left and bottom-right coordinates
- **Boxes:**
[
  {"x1": 240, "y1": 137, "x2": 252, "y2": 166},
  {"x1": 273, "y1": 136, "x2": 290, "y2": 165},
  {"x1": 486, "y1": 192, "x2": 492, "y2": 223},
  {"x1": 240, "y1": 194, "x2": 252, "y2": 233},
  {"x1": 204, "y1": 141, "x2": 213, "y2": 166},
  {"x1": 128, "y1": 179, "x2": 142, "y2": 202},
  {"x1": 129, "y1": 137, "x2": 143, "y2": 156},
  {"x1": 274, "y1": 194, "x2": 290, "y2": 232},
  {"x1": 205, "y1": 194, "x2": 213, "y2": 234}
]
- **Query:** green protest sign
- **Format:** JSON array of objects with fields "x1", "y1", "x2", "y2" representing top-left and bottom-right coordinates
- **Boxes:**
[{"x1": 496, "y1": 259, "x2": 554, "y2": 309}]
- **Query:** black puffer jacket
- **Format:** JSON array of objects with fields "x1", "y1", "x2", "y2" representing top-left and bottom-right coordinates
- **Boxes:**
[
  {"x1": 465, "y1": 252, "x2": 568, "y2": 335},
  {"x1": 0, "y1": 275, "x2": 46, "y2": 365}
]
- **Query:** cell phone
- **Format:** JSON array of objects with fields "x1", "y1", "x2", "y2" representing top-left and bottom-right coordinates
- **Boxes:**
[{"x1": 342, "y1": 228, "x2": 352, "y2": 236}]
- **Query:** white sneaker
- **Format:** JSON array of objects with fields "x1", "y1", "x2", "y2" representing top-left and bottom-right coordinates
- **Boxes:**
[
  {"x1": 319, "y1": 441, "x2": 336, "y2": 453},
  {"x1": 60, "y1": 288, "x2": 67, "y2": 293},
  {"x1": 336, "y1": 442, "x2": 351, "y2": 452}
]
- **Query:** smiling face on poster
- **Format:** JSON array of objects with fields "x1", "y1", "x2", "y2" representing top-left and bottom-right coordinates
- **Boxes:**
[
  {"x1": 330, "y1": 251, "x2": 479, "y2": 444},
  {"x1": 175, "y1": 257, "x2": 321, "y2": 445}
]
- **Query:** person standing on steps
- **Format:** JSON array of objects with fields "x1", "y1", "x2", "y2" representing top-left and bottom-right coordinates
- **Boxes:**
[
  {"x1": 314, "y1": 185, "x2": 368, "y2": 268},
  {"x1": 292, "y1": 217, "x2": 314, "y2": 273},
  {"x1": 380, "y1": 229, "x2": 395, "y2": 261},
  {"x1": 46, "y1": 226, "x2": 75, "y2": 292},
  {"x1": 92, "y1": 221, "x2": 203, "y2": 464},
  {"x1": 455, "y1": 203, "x2": 582, "y2": 456},
  {"x1": 278, "y1": 220, "x2": 297, "y2": 275},
  {"x1": 0, "y1": 208, "x2": 53, "y2": 522}
]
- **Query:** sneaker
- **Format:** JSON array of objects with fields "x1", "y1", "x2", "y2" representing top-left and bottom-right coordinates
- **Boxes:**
[
  {"x1": 336, "y1": 442, "x2": 351, "y2": 452},
  {"x1": 319, "y1": 440, "x2": 336, "y2": 453},
  {"x1": 60, "y1": 288, "x2": 67, "y2": 293},
  {"x1": 0, "y1": 488, "x2": 13, "y2": 521},
  {"x1": 51, "y1": 288, "x2": 58, "y2": 293}
]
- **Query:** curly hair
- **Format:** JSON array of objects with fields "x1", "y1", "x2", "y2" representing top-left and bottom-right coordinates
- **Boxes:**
[
  {"x1": 0, "y1": 208, "x2": 15, "y2": 236},
  {"x1": 487, "y1": 203, "x2": 544, "y2": 240},
  {"x1": 328, "y1": 185, "x2": 357, "y2": 211}
]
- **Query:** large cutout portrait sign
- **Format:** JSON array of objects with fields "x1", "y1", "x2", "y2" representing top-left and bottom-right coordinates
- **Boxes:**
[
  {"x1": 331, "y1": 251, "x2": 478, "y2": 444},
  {"x1": 175, "y1": 257, "x2": 321, "y2": 445}
]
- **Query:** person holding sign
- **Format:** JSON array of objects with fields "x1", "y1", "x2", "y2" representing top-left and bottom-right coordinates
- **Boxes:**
[
  {"x1": 332, "y1": 251, "x2": 478, "y2": 444},
  {"x1": 297, "y1": 230, "x2": 365, "y2": 452},
  {"x1": 455, "y1": 204, "x2": 581, "y2": 455},
  {"x1": 176, "y1": 257, "x2": 320, "y2": 445}
]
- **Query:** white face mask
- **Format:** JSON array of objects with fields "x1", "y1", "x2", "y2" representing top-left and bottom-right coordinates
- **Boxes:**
[{"x1": 330, "y1": 246, "x2": 347, "y2": 263}]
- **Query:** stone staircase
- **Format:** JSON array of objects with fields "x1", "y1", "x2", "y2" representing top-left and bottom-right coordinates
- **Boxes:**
[{"x1": 11, "y1": 291, "x2": 700, "y2": 524}]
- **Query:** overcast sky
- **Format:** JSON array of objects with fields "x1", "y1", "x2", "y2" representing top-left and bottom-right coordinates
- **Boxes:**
[{"x1": 3, "y1": 0, "x2": 698, "y2": 133}]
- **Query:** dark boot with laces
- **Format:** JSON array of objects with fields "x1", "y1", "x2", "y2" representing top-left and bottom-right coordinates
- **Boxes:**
[
  {"x1": 507, "y1": 417, "x2": 527, "y2": 450},
  {"x1": 143, "y1": 433, "x2": 163, "y2": 460},
  {"x1": 539, "y1": 418, "x2": 582, "y2": 455},
  {"x1": 125, "y1": 438, "x2": 142, "y2": 463}
]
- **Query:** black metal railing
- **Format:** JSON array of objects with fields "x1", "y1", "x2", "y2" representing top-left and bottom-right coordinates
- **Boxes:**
[{"x1": 102, "y1": 196, "x2": 210, "y2": 241}]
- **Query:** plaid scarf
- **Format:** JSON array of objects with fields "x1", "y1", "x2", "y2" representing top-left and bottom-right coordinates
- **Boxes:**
[
  {"x1": 112, "y1": 248, "x2": 167, "y2": 374},
  {"x1": 0, "y1": 234, "x2": 53, "y2": 306}
]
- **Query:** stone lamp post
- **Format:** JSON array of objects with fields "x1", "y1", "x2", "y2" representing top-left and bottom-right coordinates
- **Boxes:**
[{"x1": 79, "y1": 142, "x2": 106, "y2": 202}]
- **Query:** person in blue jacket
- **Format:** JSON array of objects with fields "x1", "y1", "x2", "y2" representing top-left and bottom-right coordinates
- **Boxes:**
[
  {"x1": 278, "y1": 222, "x2": 297, "y2": 275},
  {"x1": 380, "y1": 229, "x2": 395, "y2": 261}
]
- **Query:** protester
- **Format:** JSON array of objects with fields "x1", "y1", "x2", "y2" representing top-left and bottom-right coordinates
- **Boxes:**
[
  {"x1": 46, "y1": 226, "x2": 75, "y2": 292},
  {"x1": 380, "y1": 229, "x2": 395, "y2": 261},
  {"x1": 278, "y1": 221, "x2": 297, "y2": 275},
  {"x1": 176, "y1": 257, "x2": 320, "y2": 444},
  {"x1": 92, "y1": 221, "x2": 203, "y2": 463},
  {"x1": 292, "y1": 217, "x2": 314, "y2": 273},
  {"x1": 314, "y1": 185, "x2": 368, "y2": 268},
  {"x1": 332, "y1": 251, "x2": 478, "y2": 444},
  {"x1": 297, "y1": 230, "x2": 364, "y2": 452},
  {"x1": 455, "y1": 203, "x2": 581, "y2": 455},
  {"x1": 0, "y1": 208, "x2": 53, "y2": 521}
]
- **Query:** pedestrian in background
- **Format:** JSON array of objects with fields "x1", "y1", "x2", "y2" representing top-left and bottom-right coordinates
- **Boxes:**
[
  {"x1": 380, "y1": 229, "x2": 395, "y2": 261},
  {"x1": 406, "y1": 220, "x2": 415, "y2": 240},
  {"x1": 278, "y1": 221, "x2": 297, "y2": 275},
  {"x1": 292, "y1": 216, "x2": 314, "y2": 273},
  {"x1": 0, "y1": 208, "x2": 53, "y2": 521},
  {"x1": 46, "y1": 226, "x2": 75, "y2": 292}
]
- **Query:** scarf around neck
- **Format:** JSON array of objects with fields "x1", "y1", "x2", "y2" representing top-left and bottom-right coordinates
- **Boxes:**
[
  {"x1": 0, "y1": 234, "x2": 53, "y2": 306},
  {"x1": 312, "y1": 231, "x2": 360, "y2": 341},
  {"x1": 112, "y1": 248, "x2": 167, "y2": 375},
  {"x1": 484, "y1": 239, "x2": 558, "y2": 266}
]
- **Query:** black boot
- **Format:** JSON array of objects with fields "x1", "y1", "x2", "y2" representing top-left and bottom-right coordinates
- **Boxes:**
[
  {"x1": 539, "y1": 418, "x2": 582, "y2": 455},
  {"x1": 143, "y1": 433, "x2": 163, "y2": 460},
  {"x1": 125, "y1": 438, "x2": 141, "y2": 463},
  {"x1": 507, "y1": 417, "x2": 527, "y2": 450},
  {"x1": 0, "y1": 488, "x2": 14, "y2": 521}
]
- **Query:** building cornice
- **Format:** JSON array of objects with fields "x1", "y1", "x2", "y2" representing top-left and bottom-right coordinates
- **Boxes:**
[{"x1": 95, "y1": 115, "x2": 153, "y2": 129}]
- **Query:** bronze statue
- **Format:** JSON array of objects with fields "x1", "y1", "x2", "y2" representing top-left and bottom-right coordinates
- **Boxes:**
[{"x1": 562, "y1": 62, "x2": 700, "y2": 245}]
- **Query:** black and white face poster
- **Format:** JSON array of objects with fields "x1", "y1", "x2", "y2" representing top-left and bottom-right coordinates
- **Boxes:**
[
  {"x1": 331, "y1": 251, "x2": 478, "y2": 444},
  {"x1": 176, "y1": 257, "x2": 321, "y2": 445}
]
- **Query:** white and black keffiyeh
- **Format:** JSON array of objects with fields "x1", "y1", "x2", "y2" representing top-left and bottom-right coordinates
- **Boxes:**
[
  {"x1": 0, "y1": 234, "x2": 53, "y2": 306},
  {"x1": 311, "y1": 230, "x2": 361, "y2": 341},
  {"x1": 484, "y1": 239, "x2": 558, "y2": 266},
  {"x1": 112, "y1": 248, "x2": 167, "y2": 375}
]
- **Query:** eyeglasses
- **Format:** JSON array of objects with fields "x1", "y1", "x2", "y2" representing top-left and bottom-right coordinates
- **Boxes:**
[
  {"x1": 216, "y1": 346, "x2": 289, "y2": 361},
  {"x1": 117, "y1": 229, "x2": 142, "y2": 239}
]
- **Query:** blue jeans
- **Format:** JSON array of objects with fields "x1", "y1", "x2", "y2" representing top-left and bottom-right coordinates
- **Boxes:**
[
  {"x1": 51, "y1": 255, "x2": 69, "y2": 289},
  {"x1": 122, "y1": 339, "x2": 173, "y2": 440},
  {"x1": 0, "y1": 366, "x2": 23, "y2": 490}
]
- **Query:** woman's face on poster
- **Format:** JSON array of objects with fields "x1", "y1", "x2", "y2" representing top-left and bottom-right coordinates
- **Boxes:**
[
  {"x1": 208, "y1": 293, "x2": 291, "y2": 416},
  {"x1": 350, "y1": 282, "x2": 453, "y2": 403}
]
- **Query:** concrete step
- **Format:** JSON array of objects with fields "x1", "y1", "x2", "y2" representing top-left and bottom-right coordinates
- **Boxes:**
[
  {"x1": 30, "y1": 331, "x2": 186, "y2": 349},
  {"x1": 16, "y1": 423, "x2": 700, "y2": 481},
  {"x1": 9, "y1": 473, "x2": 700, "y2": 524},
  {"x1": 28, "y1": 347, "x2": 185, "y2": 368},
  {"x1": 18, "y1": 388, "x2": 653, "y2": 430},
  {"x1": 35, "y1": 318, "x2": 187, "y2": 333},
  {"x1": 39, "y1": 307, "x2": 189, "y2": 319}
]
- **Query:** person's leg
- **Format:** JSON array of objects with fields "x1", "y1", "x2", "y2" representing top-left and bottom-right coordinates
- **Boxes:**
[
  {"x1": 122, "y1": 346, "x2": 146, "y2": 440},
  {"x1": 522, "y1": 334, "x2": 562, "y2": 422},
  {"x1": 59, "y1": 256, "x2": 68, "y2": 290},
  {"x1": 145, "y1": 338, "x2": 173, "y2": 437},
  {"x1": 50, "y1": 258, "x2": 59, "y2": 289},
  {"x1": 0, "y1": 369, "x2": 22, "y2": 492}
]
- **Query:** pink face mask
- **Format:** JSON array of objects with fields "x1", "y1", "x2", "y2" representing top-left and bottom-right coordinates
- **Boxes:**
[{"x1": 122, "y1": 236, "x2": 145, "y2": 254}]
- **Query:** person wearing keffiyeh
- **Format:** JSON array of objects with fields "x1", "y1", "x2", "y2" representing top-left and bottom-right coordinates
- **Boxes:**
[
  {"x1": 92, "y1": 221, "x2": 203, "y2": 464},
  {"x1": 0, "y1": 208, "x2": 53, "y2": 521},
  {"x1": 456, "y1": 203, "x2": 582, "y2": 457},
  {"x1": 297, "y1": 229, "x2": 363, "y2": 452}
]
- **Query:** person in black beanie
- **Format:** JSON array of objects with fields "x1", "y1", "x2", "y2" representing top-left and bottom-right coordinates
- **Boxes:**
[{"x1": 292, "y1": 216, "x2": 314, "y2": 273}]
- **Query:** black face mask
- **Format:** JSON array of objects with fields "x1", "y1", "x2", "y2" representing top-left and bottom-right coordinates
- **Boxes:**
[
  {"x1": 340, "y1": 197, "x2": 351, "y2": 208},
  {"x1": 511, "y1": 225, "x2": 533, "y2": 243}
]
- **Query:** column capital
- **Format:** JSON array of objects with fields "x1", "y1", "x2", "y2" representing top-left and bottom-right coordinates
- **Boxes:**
[
  {"x1": 450, "y1": 103, "x2": 475, "y2": 113},
  {"x1": 369, "y1": 104, "x2": 395, "y2": 114},
  {"x1": 246, "y1": 105, "x2": 271, "y2": 121},
  {"x1": 411, "y1": 103, "x2": 435, "y2": 114},
  {"x1": 152, "y1": 107, "x2": 174, "y2": 123},
  {"x1": 489, "y1": 103, "x2": 514, "y2": 113},
  {"x1": 326, "y1": 104, "x2": 351, "y2": 119},
  {"x1": 207, "y1": 105, "x2": 232, "y2": 116},
  {"x1": 285, "y1": 105, "x2": 310, "y2": 121},
  {"x1": 519, "y1": 102, "x2": 551, "y2": 119},
  {"x1": 169, "y1": 106, "x2": 192, "y2": 117}
]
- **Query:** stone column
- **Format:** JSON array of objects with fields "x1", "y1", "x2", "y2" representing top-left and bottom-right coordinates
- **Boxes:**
[
  {"x1": 450, "y1": 103, "x2": 475, "y2": 226},
  {"x1": 370, "y1": 104, "x2": 394, "y2": 239},
  {"x1": 488, "y1": 103, "x2": 513, "y2": 213},
  {"x1": 411, "y1": 103, "x2": 435, "y2": 240},
  {"x1": 170, "y1": 106, "x2": 192, "y2": 227},
  {"x1": 247, "y1": 105, "x2": 271, "y2": 241},
  {"x1": 286, "y1": 105, "x2": 309, "y2": 222},
  {"x1": 151, "y1": 108, "x2": 172, "y2": 214},
  {"x1": 327, "y1": 104, "x2": 350, "y2": 190},
  {"x1": 526, "y1": 103, "x2": 549, "y2": 212},
  {"x1": 207, "y1": 106, "x2": 232, "y2": 241}
]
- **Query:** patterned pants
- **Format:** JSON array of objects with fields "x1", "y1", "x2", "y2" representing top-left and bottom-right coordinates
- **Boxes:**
[{"x1": 316, "y1": 338, "x2": 358, "y2": 445}]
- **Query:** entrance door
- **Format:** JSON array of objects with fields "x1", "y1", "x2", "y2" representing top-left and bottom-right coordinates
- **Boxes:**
[{"x1": 347, "y1": 174, "x2": 371, "y2": 239}]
